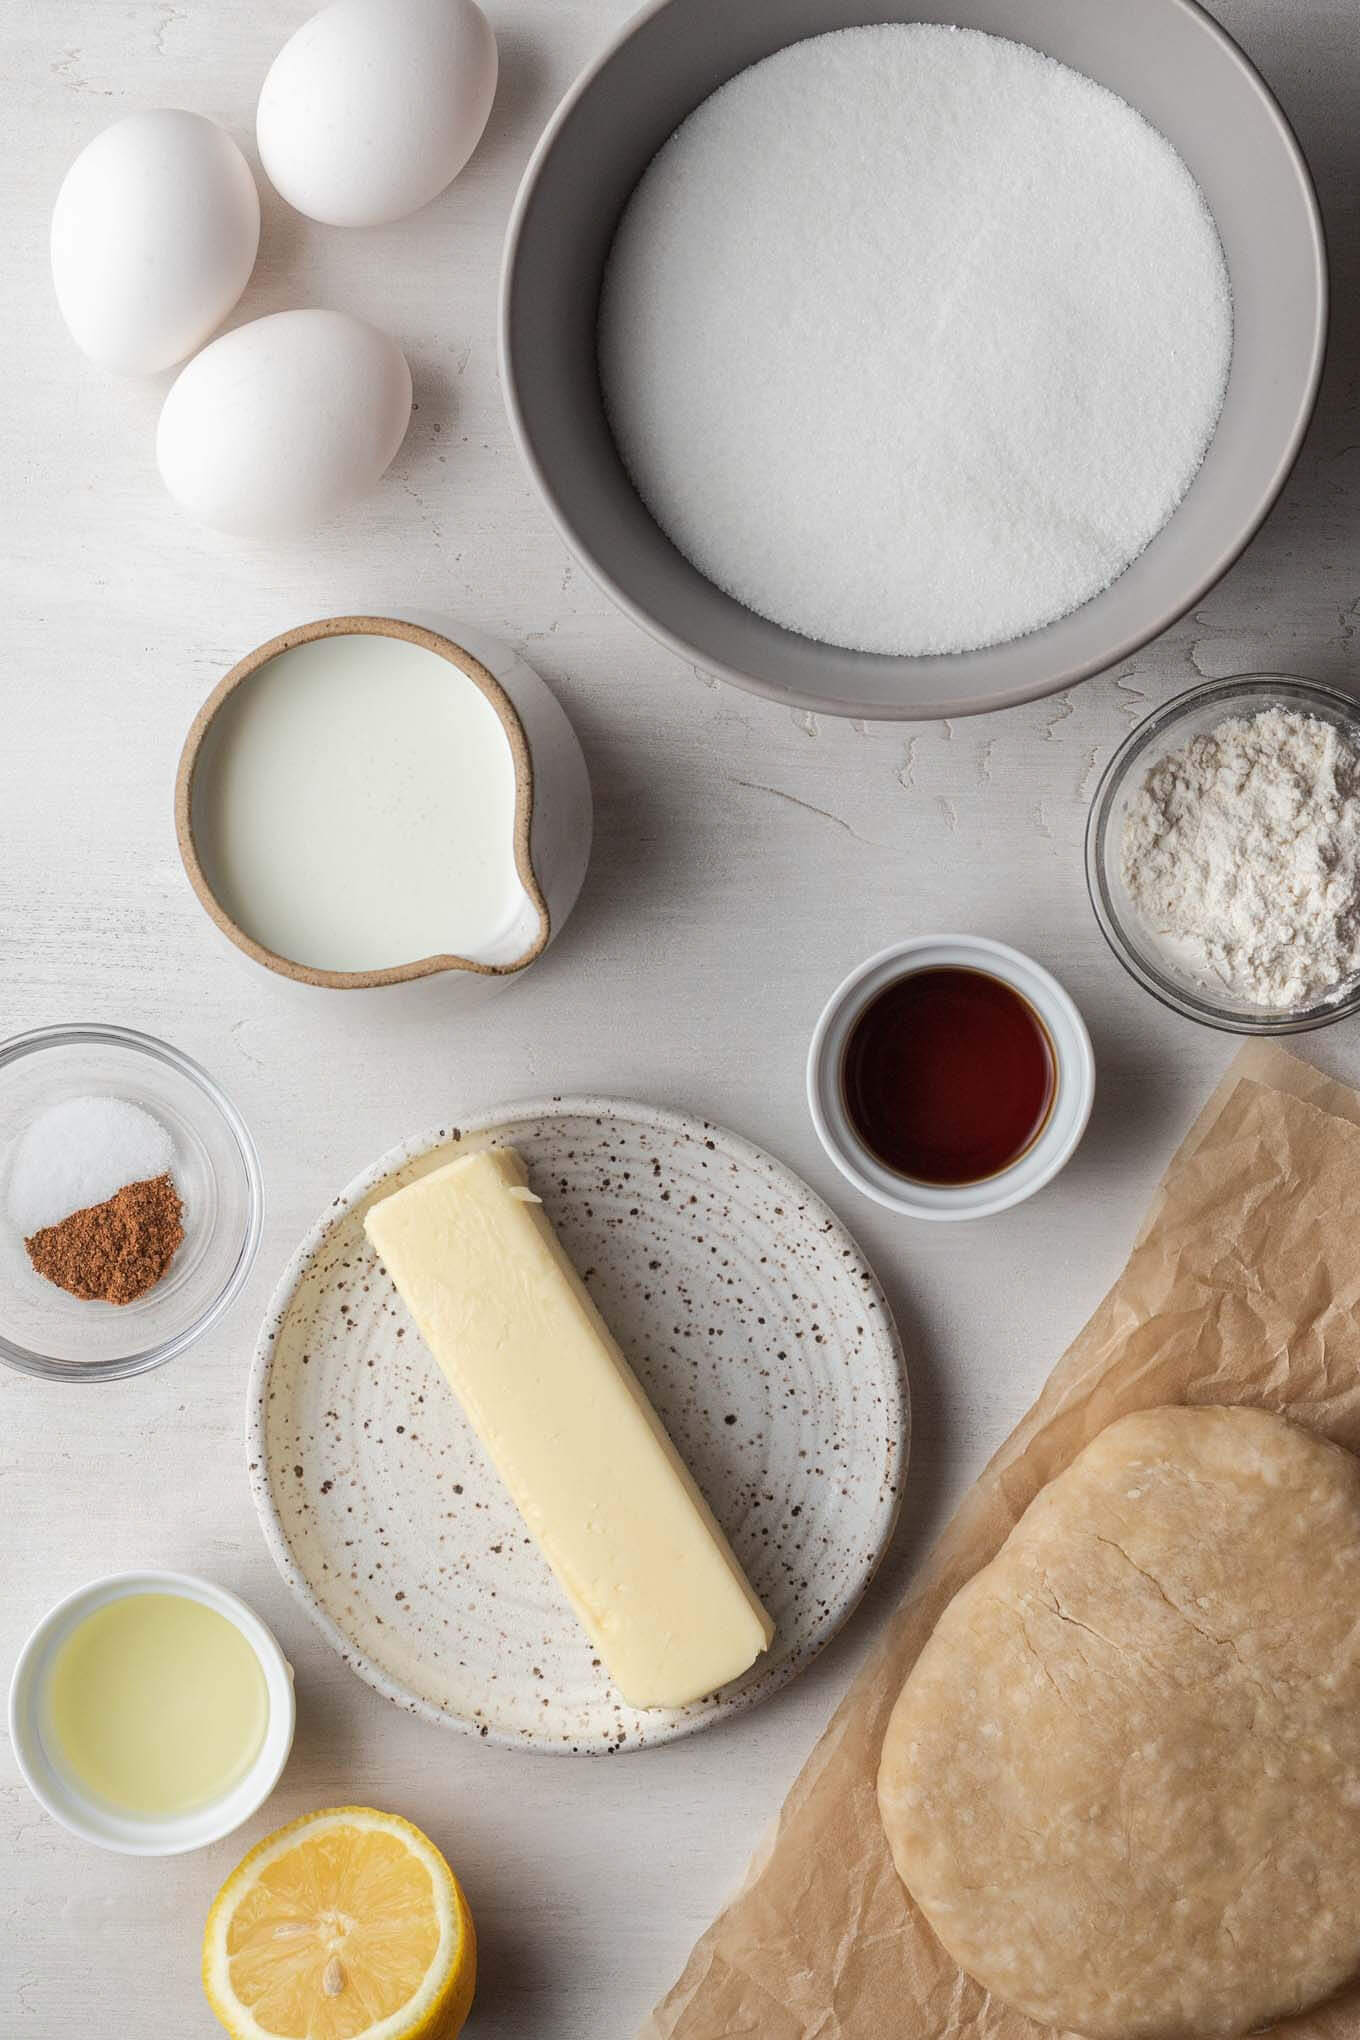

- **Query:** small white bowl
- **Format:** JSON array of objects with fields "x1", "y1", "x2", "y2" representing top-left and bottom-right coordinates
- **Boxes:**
[
  {"x1": 807, "y1": 936, "x2": 1095, "y2": 1220},
  {"x1": 8, "y1": 1571, "x2": 295, "y2": 1855}
]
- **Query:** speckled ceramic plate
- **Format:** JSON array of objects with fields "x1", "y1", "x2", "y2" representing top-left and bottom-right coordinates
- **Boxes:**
[{"x1": 249, "y1": 1098, "x2": 908, "y2": 1753}]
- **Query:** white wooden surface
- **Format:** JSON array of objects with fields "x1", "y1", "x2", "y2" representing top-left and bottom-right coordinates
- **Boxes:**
[{"x1": 2, "y1": 0, "x2": 1357, "y2": 2031}]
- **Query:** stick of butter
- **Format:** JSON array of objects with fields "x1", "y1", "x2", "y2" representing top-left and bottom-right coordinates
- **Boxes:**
[{"x1": 363, "y1": 1145, "x2": 775, "y2": 1708}]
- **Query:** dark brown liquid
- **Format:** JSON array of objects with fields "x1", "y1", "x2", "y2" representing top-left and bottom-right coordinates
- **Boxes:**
[{"x1": 841, "y1": 967, "x2": 1056, "y2": 1186}]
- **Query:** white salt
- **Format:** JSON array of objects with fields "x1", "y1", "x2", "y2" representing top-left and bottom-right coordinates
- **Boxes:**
[
  {"x1": 6, "y1": 1096, "x2": 175, "y2": 1235},
  {"x1": 599, "y1": 24, "x2": 1233, "y2": 657}
]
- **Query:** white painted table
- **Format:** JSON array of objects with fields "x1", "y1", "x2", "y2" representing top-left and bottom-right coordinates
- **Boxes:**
[{"x1": 2, "y1": 0, "x2": 1356, "y2": 2031}]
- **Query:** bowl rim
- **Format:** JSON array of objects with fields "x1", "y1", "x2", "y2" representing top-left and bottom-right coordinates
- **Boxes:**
[
  {"x1": 7, "y1": 1568, "x2": 295, "y2": 1855},
  {"x1": 499, "y1": 0, "x2": 1329, "y2": 722},
  {"x1": 1086, "y1": 673, "x2": 1360, "y2": 1034},
  {"x1": 174, "y1": 614, "x2": 550, "y2": 989},
  {"x1": 0, "y1": 1023, "x2": 263, "y2": 1382},
  {"x1": 806, "y1": 936, "x2": 1096, "y2": 1218}
]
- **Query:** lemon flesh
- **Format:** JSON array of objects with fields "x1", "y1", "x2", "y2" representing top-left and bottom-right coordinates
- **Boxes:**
[{"x1": 204, "y1": 1806, "x2": 475, "y2": 2040}]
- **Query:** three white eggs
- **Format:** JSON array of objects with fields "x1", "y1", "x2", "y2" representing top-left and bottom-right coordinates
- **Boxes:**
[{"x1": 49, "y1": 0, "x2": 497, "y2": 536}]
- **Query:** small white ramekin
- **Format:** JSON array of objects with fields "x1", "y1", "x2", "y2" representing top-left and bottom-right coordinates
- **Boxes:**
[
  {"x1": 8, "y1": 1570, "x2": 295, "y2": 1855},
  {"x1": 807, "y1": 936, "x2": 1095, "y2": 1221}
]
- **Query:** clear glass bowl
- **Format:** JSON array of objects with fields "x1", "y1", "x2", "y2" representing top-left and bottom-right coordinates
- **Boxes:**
[
  {"x1": 0, "y1": 1026, "x2": 262, "y2": 1380},
  {"x1": 1086, "y1": 676, "x2": 1360, "y2": 1035}
]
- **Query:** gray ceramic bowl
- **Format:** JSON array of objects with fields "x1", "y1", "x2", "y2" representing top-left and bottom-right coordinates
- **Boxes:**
[{"x1": 501, "y1": 0, "x2": 1326, "y2": 721}]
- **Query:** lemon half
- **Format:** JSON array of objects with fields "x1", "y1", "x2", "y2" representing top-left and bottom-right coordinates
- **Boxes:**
[{"x1": 203, "y1": 1806, "x2": 476, "y2": 2040}]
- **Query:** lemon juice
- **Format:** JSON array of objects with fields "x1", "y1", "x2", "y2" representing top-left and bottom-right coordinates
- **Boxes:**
[{"x1": 43, "y1": 1591, "x2": 269, "y2": 1815}]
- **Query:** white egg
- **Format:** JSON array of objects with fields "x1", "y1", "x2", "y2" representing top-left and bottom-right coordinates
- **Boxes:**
[
  {"x1": 257, "y1": 0, "x2": 497, "y2": 227},
  {"x1": 51, "y1": 109, "x2": 260, "y2": 376},
  {"x1": 156, "y1": 309, "x2": 412, "y2": 536}
]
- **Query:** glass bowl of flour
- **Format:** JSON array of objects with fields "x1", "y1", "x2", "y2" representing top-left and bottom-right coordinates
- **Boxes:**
[{"x1": 1087, "y1": 677, "x2": 1360, "y2": 1033}]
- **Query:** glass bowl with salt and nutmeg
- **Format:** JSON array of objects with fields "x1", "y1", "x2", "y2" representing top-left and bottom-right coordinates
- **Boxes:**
[{"x1": 0, "y1": 1025, "x2": 261, "y2": 1380}]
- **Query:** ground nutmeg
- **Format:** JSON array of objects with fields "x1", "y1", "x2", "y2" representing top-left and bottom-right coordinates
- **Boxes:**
[{"x1": 25, "y1": 1172, "x2": 185, "y2": 1304}]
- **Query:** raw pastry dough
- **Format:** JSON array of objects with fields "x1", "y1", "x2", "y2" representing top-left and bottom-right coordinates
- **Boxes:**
[{"x1": 878, "y1": 1406, "x2": 1360, "y2": 2040}]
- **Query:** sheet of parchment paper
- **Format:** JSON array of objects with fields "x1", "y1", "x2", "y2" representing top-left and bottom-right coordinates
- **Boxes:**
[{"x1": 641, "y1": 1043, "x2": 1360, "y2": 2040}]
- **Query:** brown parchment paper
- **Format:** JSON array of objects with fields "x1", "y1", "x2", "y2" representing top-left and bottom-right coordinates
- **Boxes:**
[{"x1": 641, "y1": 1043, "x2": 1360, "y2": 2040}]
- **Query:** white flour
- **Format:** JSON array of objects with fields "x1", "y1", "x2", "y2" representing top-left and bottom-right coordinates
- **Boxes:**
[
  {"x1": 599, "y1": 24, "x2": 1232, "y2": 657},
  {"x1": 1121, "y1": 709, "x2": 1360, "y2": 1009}
]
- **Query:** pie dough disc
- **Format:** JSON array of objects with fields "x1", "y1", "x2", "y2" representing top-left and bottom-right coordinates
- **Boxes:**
[{"x1": 878, "y1": 1406, "x2": 1360, "y2": 2040}]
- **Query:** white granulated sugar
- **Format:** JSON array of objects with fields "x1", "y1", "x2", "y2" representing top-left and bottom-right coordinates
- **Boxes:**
[
  {"x1": 6, "y1": 1095, "x2": 175, "y2": 1235},
  {"x1": 1121, "y1": 709, "x2": 1360, "y2": 1009},
  {"x1": 599, "y1": 24, "x2": 1233, "y2": 656}
]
